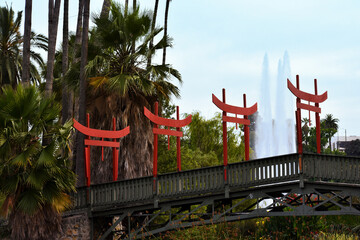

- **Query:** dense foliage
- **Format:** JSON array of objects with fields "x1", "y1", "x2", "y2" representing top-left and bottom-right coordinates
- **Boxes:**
[
  {"x1": 158, "y1": 111, "x2": 247, "y2": 173},
  {"x1": 0, "y1": 6, "x2": 47, "y2": 87},
  {"x1": 155, "y1": 215, "x2": 360, "y2": 239},
  {"x1": 302, "y1": 114, "x2": 341, "y2": 154},
  {"x1": 0, "y1": 85, "x2": 75, "y2": 239}
]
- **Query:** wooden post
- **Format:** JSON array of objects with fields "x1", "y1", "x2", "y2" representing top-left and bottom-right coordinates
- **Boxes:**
[
  {"x1": 296, "y1": 75, "x2": 303, "y2": 154},
  {"x1": 112, "y1": 117, "x2": 118, "y2": 181},
  {"x1": 314, "y1": 79, "x2": 321, "y2": 154},
  {"x1": 243, "y1": 94, "x2": 250, "y2": 161},
  {"x1": 296, "y1": 110, "x2": 303, "y2": 154},
  {"x1": 176, "y1": 106, "x2": 181, "y2": 172},
  {"x1": 308, "y1": 101, "x2": 311, "y2": 126},
  {"x1": 236, "y1": 114, "x2": 238, "y2": 130},
  {"x1": 222, "y1": 88, "x2": 228, "y2": 181},
  {"x1": 85, "y1": 113, "x2": 91, "y2": 187},
  {"x1": 153, "y1": 102, "x2": 158, "y2": 191},
  {"x1": 167, "y1": 127, "x2": 170, "y2": 150}
]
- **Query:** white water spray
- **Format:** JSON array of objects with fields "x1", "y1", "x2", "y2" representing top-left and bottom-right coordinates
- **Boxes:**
[
  {"x1": 255, "y1": 54, "x2": 273, "y2": 158},
  {"x1": 255, "y1": 52, "x2": 296, "y2": 158}
]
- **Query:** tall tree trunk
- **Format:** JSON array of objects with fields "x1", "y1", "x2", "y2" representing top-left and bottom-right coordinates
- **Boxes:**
[
  {"x1": 71, "y1": 0, "x2": 83, "y2": 174},
  {"x1": 75, "y1": 0, "x2": 84, "y2": 47},
  {"x1": 75, "y1": 0, "x2": 90, "y2": 187},
  {"x1": 147, "y1": 0, "x2": 159, "y2": 68},
  {"x1": 10, "y1": 205, "x2": 61, "y2": 240},
  {"x1": 61, "y1": 0, "x2": 71, "y2": 124},
  {"x1": 44, "y1": 0, "x2": 61, "y2": 97},
  {"x1": 22, "y1": 0, "x2": 32, "y2": 84},
  {"x1": 101, "y1": 0, "x2": 111, "y2": 18},
  {"x1": 162, "y1": 0, "x2": 171, "y2": 65},
  {"x1": 131, "y1": 0, "x2": 136, "y2": 54},
  {"x1": 88, "y1": 93, "x2": 153, "y2": 183},
  {"x1": 124, "y1": 0, "x2": 128, "y2": 16}
]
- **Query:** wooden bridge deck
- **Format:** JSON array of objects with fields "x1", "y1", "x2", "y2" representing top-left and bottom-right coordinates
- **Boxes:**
[
  {"x1": 68, "y1": 153, "x2": 360, "y2": 239},
  {"x1": 71, "y1": 153, "x2": 360, "y2": 211}
]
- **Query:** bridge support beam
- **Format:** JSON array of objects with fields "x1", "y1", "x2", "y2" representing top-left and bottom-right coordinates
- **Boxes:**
[{"x1": 93, "y1": 181, "x2": 360, "y2": 239}]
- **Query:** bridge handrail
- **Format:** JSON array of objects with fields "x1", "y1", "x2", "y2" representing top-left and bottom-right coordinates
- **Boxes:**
[
  {"x1": 70, "y1": 153, "x2": 360, "y2": 211},
  {"x1": 228, "y1": 153, "x2": 300, "y2": 187},
  {"x1": 302, "y1": 153, "x2": 360, "y2": 183}
]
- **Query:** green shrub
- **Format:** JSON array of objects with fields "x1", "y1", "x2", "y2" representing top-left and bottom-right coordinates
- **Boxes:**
[{"x1": 255, "y1": 216, "x2": 327, "y2": 239}]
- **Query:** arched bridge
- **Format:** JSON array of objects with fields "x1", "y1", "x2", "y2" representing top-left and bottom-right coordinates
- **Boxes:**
[{"x1": 67, "y1": 153, "x2": 360, "y2": 239}]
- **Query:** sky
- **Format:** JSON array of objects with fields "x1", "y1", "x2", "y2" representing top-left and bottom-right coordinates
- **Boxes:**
[{"x1": 6, "y1": 0, "x2": 360, "y2": 137}]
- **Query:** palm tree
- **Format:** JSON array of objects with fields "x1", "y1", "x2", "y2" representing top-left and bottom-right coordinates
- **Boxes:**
[
  {"x1": 101, "y1": 0, "x2": 111, "y2": 18},
  {"x1": 0, "y1": 6, "x2": 47, "y2": 87},
  {"x1": 0, "y1": 84, "x2": 76, "y2": 239},
  {"x1": 61, "y1": 0, "x2": 72, "y2": 124},
  {"x1": 162, "y1": 0, "x2": 172, "y2": 65},
  {"x1": 79, "y1": 2, "x2": 181, "y2": 183},
  {"x1": 0, "y1": 6, "x2": 22, "y2": 87},
  {"x1": 22, "y1": 0, "x2": 32, "y2": 84},
  {"x1": 322, "y1": 114, "x2": 339, "y2": 150},
  {"x1": 74, "y1": 0, "x2": 84, "y2": 48},
  {"x1": 125, "y1": 0, "x2": 129, "y2": 16},
  {"x1": 147, "y1": 0, "x2": 159, "y2": 67},
  {"x1": 44, "y1": 0, "x2": 61, "y2": 97},
  {"x1": 75, "y1": 0, "x2": 90, "y2": 187}
]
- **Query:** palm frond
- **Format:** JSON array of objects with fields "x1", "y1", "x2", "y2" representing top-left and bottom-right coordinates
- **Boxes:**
[{"x1": 17, "y1": 189, "x2": 42, "y2": 215}]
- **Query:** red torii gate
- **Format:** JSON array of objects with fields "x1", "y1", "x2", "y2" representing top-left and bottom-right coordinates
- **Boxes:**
[
  {"x1": 287, "y1": 75, "x2": 328, "y2": 154},
  {"x1": 212, "y1": 89, "x2": 258, "y2": 180},
  {"x1": 144, "y1": 102, "x2": 192, "y2": 180},
  {"x1": 73, "y1": 114, "x2": 130, "y2": 186}
]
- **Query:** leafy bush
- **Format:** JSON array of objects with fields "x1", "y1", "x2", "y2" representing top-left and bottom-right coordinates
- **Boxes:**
[
  {"x1": 255, "y1": 216, "x2": 327, "y2": 239},
  {"x1": 0, "y1": 84, "x2": 76, "y2": 239}
]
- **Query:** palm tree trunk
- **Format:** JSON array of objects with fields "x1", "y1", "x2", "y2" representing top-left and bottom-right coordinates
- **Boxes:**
[
  {"x1": 101, "y1": 0, "x2": 111, "y2": 18},
  {"x1": 88, "y1": 94, "x2": 153, "y2": 183},
  {"x1": 131, "y1": 0, "x2": 136, "y2": 54},
  {"x1": 125, "y1": 0, "x2": 128, "y2": 16},
  {"x1": 61, "y1": 0, "x2": 71, "y2": 124},
  {"x1": 162, "y1": 0, "x2": 171, "y2": 65},
  {"x1": 147, "y1": 0, "x2": 159, "y2": 68},
  {"x1": 22, "y1": 0, "x2": 32, "y2": 84},
  {"x1": 75, "y1": 0, "x2": 84, "y2": 47},
  {"x1": 70, "y1": 0, "x2": 83, "y2": 173},
  {"x1": 75, "y1": 0, "x2": 90, "y2": 187},
  {"x1": 44, "y1": 0, "x2": 61, "y2": 97},
  {"x1": 10, "y1": 205, "x2": 61, "y2": 240}
]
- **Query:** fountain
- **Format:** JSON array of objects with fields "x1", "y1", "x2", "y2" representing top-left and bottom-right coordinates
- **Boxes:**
[{"x1": 255, "y1": 52, "x2": 296, "y2": 158}]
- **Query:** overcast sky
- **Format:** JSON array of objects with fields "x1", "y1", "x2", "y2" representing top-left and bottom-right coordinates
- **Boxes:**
[{"x1": 7, "y1": 0, "x2": 360, "y2": 137}]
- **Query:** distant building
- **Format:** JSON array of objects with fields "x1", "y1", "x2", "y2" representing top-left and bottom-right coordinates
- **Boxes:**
[{"x1": 335, "y1": 136, "x2": 360, "y2": 154}]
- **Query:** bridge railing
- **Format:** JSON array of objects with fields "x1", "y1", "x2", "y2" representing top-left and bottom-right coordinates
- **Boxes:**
[
  {"x1": 71, "y1": 186, "x2": 88, "y2": 209},
  {"x1": 70, "y1": 153, "x2": 360, "y2": 210},
  {"x1": 71, "y1": 176, "x2": 153, "y2": 209},
  {"x1": 157, "y1": 165, "x2": 224, "y2": 198},
  {"x1": 228, "y1": 153, "x2": 300, "y2": 188},
  {"x1": 303, "y1": 153, "x2": 360, "y2": 183}
]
